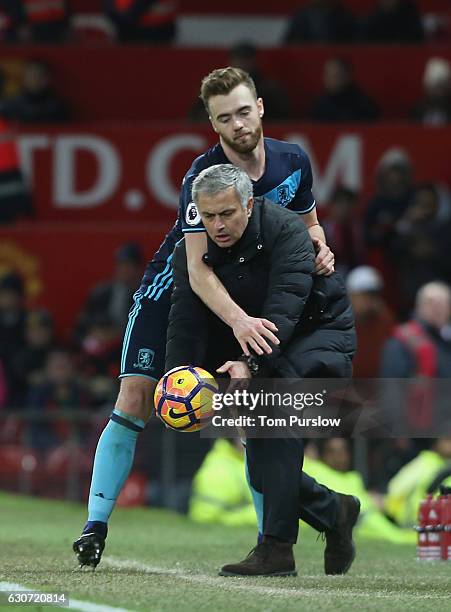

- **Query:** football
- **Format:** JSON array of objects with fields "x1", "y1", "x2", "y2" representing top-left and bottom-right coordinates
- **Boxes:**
[{"x1": 154, "y1": 365, "x2": 219, "y2": 432}]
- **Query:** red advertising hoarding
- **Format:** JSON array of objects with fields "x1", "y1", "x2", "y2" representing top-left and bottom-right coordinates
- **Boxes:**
[{"x1": 17, "y1": 124, "x2": 451, "y2": 221}]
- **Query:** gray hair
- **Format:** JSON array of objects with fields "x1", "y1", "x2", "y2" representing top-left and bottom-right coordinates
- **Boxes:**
[
  {"x1": 415, "y1": 281, "x2": 451, "y2": 309},
  {"x1": 191, "y1": 164, "x2": 253, "y2": 209}
]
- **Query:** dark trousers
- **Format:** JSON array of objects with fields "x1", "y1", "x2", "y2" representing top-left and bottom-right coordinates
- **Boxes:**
[{"x1": 246, "y1": 437, "x2": 338, "y2": 543}]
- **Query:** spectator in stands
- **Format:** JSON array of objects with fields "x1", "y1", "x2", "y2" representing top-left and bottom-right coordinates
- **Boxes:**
[
  {"x1": 26, "y1": 348, "x2": 92, "y2": 450},
  {"x1": 322, "y1": 187, "x2": 365, "y2": 277},
  {"x1": 189, "y1": 43, "x2": 291, "y2": 122},
  {"x1": 76, "y1": 242, "x2": 144, "y2": 340},
  {"x1": 378, "y1": 283, "x2": 451, "y2": 486},
  {"x1": 0, "y1": 272, "x2": 27, "y2": 405},
  {"x1": 1, "y1": 1, "x2": 24, "y2": 42},
  {"x1": 79, "y1": 314, "x2": 122, "y2": 407},
  {"x1": 346, "y1": 266, "x2": 395, "y2": 379},
  {"x1": 11, "y1": 309, "x2": 55, "y2": 408},
  {"x1": 310, "y1": 58, "x2": 379, "y2": 122},
  {"x1": 363, "y1": 148, "x2": 414, "y2": 248},
  {"x1": 0, "y1": 117, "x2": 33, "y2": 223},
  {"x1": 391, "y1": 183, "x2": 451, "y2": 310},
  {"x1": 104, "y1": 0, "x2": 177, "y2": 44},
  {"x1": 2, "y1": 0, "x2": 69, "y2": 44},
  {"x1": 380, "y1": 281, "x2": 451, "y2": 379},
  {"x1": 0, "y1": 70, "x2": 34, "y2": 222},
  {"x1": 303, "y1": 439, "x2": 415, "y2": 543},
  {"x1": 189, "y1": 439, "x2": 256, "y2": 526},
  {"x1": 412, "y1": 58, "x2": 451, "y2": 126},
  {"x1": 385, "y1": 438, "x2": 451, "y2": 527},
  {"x1": 284, "y1": 0, "x2": 356, "y2": 44},
  {"x1": 0, "y1": 60, "x2": 68, "y2": 123},
  {"x1": 361, "y1": 0, "x2": 424, "y2": 43}
]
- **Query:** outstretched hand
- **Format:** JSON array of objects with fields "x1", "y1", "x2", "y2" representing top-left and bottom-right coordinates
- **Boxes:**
[
  {"x1": 216, "y1": 360, "x2": 251, "y2": 393},
  {"x1": 231, "y1": 315, "x2": 279, "y2": 356},
  {"x1": 216, "y1": 360, "x2": 251, "y2": 378}
]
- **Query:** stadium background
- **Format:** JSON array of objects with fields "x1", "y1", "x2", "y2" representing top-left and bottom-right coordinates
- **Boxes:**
[{"x1": 0, "y1": 0, "x2": 450, "y2": 525}]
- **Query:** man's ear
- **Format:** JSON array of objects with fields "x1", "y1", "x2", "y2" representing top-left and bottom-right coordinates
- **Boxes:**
[{"x1": 247, "y1": 197, "x2": 254, "y2": 217}]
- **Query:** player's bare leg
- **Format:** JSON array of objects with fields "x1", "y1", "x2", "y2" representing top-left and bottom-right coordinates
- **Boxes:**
[{"x1": 73, "y1": 376, "x2": 155, "y2": 569}]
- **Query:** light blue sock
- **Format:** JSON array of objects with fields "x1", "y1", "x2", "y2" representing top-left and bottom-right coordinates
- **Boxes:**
[
  {"x1": 87, "y1": 409, "x2": 145, "y2": 524},
  {"x1": 245, "y1": 449, "x2": 264, "y2": 534}
]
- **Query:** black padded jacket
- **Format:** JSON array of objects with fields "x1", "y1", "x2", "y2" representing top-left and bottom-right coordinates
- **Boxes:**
[{"x1": 165, "y1": 199, "x2": 356, "y2": 377}]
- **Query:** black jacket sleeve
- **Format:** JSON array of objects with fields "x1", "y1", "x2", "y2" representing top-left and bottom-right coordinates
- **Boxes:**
[
  {"x1": 259, "y1": 215, "x2": 315, "y2": 369},
  {"x1": 165, "y1": 242, "x2": 210, "y2": 373}
]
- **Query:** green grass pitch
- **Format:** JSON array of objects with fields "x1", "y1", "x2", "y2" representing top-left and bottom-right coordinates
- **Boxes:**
[{"x1": 1, "y1": 491, "x2": 450, "y2": 611}]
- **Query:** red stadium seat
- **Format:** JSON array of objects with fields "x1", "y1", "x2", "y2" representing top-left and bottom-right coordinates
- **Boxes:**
[
  {"x1": 0, "y1": 445, "x2": 39, "y2": 476},
  {"x1": 0, "y1": 445, "x2": 41, "y2": 494},
  {"x1": 70, "y1": 14, "x2": 114, "y2": 44},
  {"x1": 44, "y1": 444, "x2": 92, "y2": 478}
]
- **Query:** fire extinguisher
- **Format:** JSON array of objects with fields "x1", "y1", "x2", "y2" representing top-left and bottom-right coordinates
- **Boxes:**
[
  {"x1": 416, "y1": 494, "x2": 435, "y2": 560},
  {"x1": 416, "y1": 469, "x2": 451, "y2": 561},
  {"x1": 438, "y1": 486, "x2": 451, "y2": 561}
]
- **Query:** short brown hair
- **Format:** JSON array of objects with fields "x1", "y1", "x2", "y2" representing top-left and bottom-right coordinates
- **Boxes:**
[{"x1": 200, "y1": 67, "x2": 257, "y2": 113}]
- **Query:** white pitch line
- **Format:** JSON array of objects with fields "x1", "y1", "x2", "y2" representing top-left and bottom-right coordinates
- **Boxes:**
[
  {"x1": 0, "y1": 582, "x2": 134, "y2": 612},
  {"x1": 104, "y1": 557, "x2": 451, "y2": 601}
]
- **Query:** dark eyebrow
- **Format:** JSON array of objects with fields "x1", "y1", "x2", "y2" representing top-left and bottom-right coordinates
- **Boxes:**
[
  {"x1": 203, "y1": 208, "x2": 234, "y2": 216},
  {"x1": 216, "y1": 105, "x2": 251, "y2": 121}
]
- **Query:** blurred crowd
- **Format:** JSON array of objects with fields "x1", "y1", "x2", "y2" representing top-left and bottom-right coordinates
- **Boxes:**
[
  {"x1": 0, "y1": 47, "x2": 450, "y2": 127},
  {"x1": 0, "y1": 1, "x2": 449, "y2": 46},
  {"x1": 189, "y1": 43, "x2": 451, "y2": 125},
  {"x1": 0, "y1": 0, "x2": 177, "y2": 45},
  {"x1": 0, "y1": 242, "x2": 144, "y2": 449},
  {"x1": 0, "y1": 1, "x2": 449, "y2": 126}
]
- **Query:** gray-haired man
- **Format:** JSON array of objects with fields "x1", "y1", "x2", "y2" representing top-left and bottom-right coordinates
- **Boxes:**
[{"x1": 166, "y1": 164, "x2": 360, "y2": 577}]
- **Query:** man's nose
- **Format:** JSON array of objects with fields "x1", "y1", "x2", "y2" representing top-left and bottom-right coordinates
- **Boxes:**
[
  {"x1": 233, "y1": 116, "x2": 244, "y2": 130},
  {"x1": 213, "y1": 216, "x2": 224, "y2": 230}
]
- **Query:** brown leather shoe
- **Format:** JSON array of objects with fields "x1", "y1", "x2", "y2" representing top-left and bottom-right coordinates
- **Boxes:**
[
  {"x1": 324, "y1": 494, "x2": 360, "y2": 575},
  {"x1": 219, "y1": 542, "x2": 297, "y2": 577}
]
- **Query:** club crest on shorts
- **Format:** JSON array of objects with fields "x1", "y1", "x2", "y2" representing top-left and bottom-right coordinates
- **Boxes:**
[
  {"x1": 133, "y1": 348, "x2": 155, "y2": 370},
  {"x1": 277, "y1": 184, "x2": 291, "y2": 206},
  {"x1": 186, "y1": 202, "x2": 201, "y2": 226}
]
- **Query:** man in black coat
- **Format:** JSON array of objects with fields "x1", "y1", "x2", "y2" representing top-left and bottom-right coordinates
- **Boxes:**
[{"x1": 166, "y1": 164, "x2": 359, "y2": 577}]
